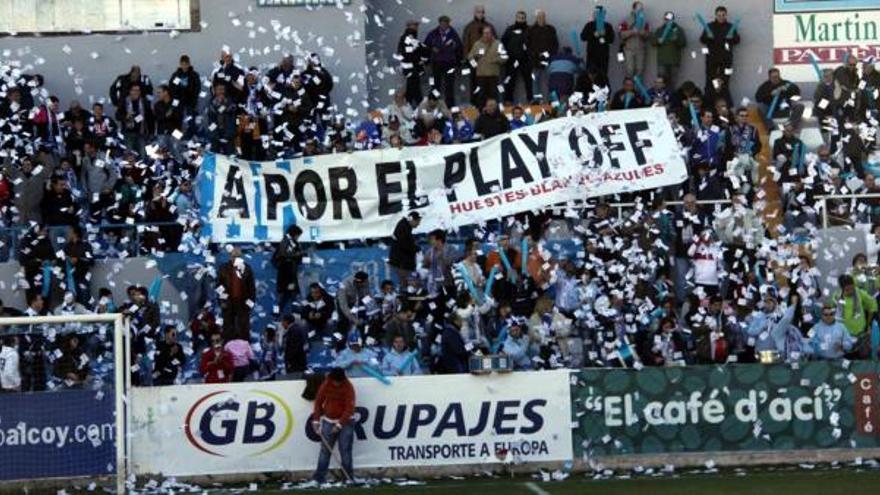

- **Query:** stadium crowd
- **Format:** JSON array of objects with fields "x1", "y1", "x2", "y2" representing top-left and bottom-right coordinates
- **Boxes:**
[{"x1": 2, "y1": 2, "x2": 880, "y2": 393}]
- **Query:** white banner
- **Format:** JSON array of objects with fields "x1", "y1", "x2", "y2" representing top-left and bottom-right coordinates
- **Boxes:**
[
  {"x1": 197, "y1": 108, "x2": 687, "y2": 243},
  {"x1": 130, "y1": 370, "x2": 572, "y2": 476},
  {"x1": 773, "y1": 10, "x2": 880, "y2": 82}
]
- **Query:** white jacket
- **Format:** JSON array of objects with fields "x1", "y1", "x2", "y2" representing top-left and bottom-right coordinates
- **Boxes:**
[{"x1": 0, "y1": 345, "x2": 21, "y2": 391}]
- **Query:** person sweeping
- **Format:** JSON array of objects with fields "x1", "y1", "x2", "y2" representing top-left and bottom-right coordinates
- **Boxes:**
[{"x1": 309, "y1": 367, "x2": 356, "y2": 485}]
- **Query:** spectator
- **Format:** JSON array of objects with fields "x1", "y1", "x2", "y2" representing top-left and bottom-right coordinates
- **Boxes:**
[
  {"x1": 580, "y1": 5, "x2": 616, "y2": 83},
  {"x1": 502, "y1": 318, "x2": 534, "y2": 370},
  {"x1": 309, "y1": 367, "x2": 356, "y2": 486},
  {"x1": 153, "y1": 325, "x2": 184, "y2": 386},
  {"x1": 397, "y1": 20, "x2": 429, "y2": 108},
  {"x1": 528, "y1": 10, "x2": 559, "y2": 101},
  {"x1": 809, "y1": 303, "x2": 856, "y2": 360},
  {"x1": 199, "y1": 332, "x2": 234, "y2": 383},
  {"x1": 259, "y1": 325, "x2": 281, "y2": 380},
  {"x1": 389, "y1": 211, "x2": 422, "y2": 289},
  {"x1": 9, "y1": 155, "x2": 54, "y2": 224},
  {"x1": 382, "y1": 305, "x2": 417, "y2": 350},
  {"x1": 462, "y1": 5, "x2": 496, "y2": 104},
  {"x1": 468, "y1": 26, "x2": 505, "y2": 109},
  {"x1": 424, "y1": 15, "x2": 463, "y2": 108},
  {"x1": 153, "y1": 84, "x2": 184, "y2": 154},
  {"x1": 812, "y1": 69, "x2": 837, "y2": 140},
  {"x1": 610, "y1": 77, "x2": 646, "y2": 110},
  {"x1": 474, "y1": 98, "x2": 510, "y2": 139},
  {"x1": 81, "y1": 139, "x2": 119, "y2": 217},
  {"x1": 211, "y1": 49, "x2": 246, "y2": 103},
  {"x1": 729, "y1": 107, "x2": 762, "y2": 197},
  {"x1": 384, "y1": 89, "x2": 415, "y2": 142},
  {"x1": 443, "y1": 108, "x2": 475, "y2": 143},
  {"x1": 755, "y1": 68, "x2": 802, "y2": 129},
  {"x1": 0, "y1": 335, "x2": 20, "y2": 392},
  {"x1": 61, "y1": 225, "x2": 94, "y2": 306},
  {"x1": 382, "y1": 334, "x2": 421, "y2": 376},
  {"x1": 17, "y1": 225, "x2": 53, "y2": 303},
  {"x1": 337, "y1": 271, "x2": 371, "y2": 332},
  {"x1": 509, "y1": 106, "x2": 531, "y2": 130},
  {"x1": 302, "y1": 283, "x2": 335, "y2": 337},
  {"x1": 652, "y1": 12, "x2": 687, "y2": 88},
  {"x1": 700, "y1": 6, "x2": 741, "y2": 95},
  {"x1": 52, "y1": 334, "x2": 89, "y2": 388},
  {"x1": 217, "y1": 248, "x2": 256, "y2": 340},
  {"x1": 303, "y1": 53, "x2": 334, "y2": 115},
  {"x1": 40, "y1": 175, "x2": 78, "y2": 226},
  {"x1": 501, "y1": 10, "x2": 534, "y2": 104},
  {"x1": 273, "y1": 225, "x2": 305, "y2": 314},
  {"x1": 833, "y1": 274, "x2": 877, "y2": 358},
  {"x1": 547, "y1": 47, "x2": 582, "y2": 102},
  {"x1": 225, "y1": 335, "x2": 255, "y2": 382},
  {"x1": 437, "y1": 318, "x2": 469, "y2": 374},
  {"x1": 87, "y1": 102, "x2": 117, "y2": 149},
  {"x1": 109, "y1": 65, "x2": 153, "y2": 109},
  {"x1": 333, "y1": 331, "x2": 378, "y2": 378},
  {"x1": 115, "y1": 83, "x2": 154, "y2": 158},
  {"x1": 283, "y1": 316, "x2": 309, "y2": 377},
  {"x1": 168, "y1": 54, "x2": 201, "y2": 122},
  {"x1": 618, "y1": 2, "x2": 651, "y2": 79},
  {"x1": 205, "y1": 83, "x2": 238, "y2": 155}
]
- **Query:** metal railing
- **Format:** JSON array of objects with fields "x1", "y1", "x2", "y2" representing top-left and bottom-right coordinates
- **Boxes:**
[{"x1": 818, "y1": 193, "x2": 880, "y2": 229}]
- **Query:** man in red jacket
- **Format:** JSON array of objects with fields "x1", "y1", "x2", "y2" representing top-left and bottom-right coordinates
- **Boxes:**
[
  {"x1": 310, "y1": 368, "x2": 356, "y2": 484},
  {"x1": 199, "y1": 333, "x2": 234, "y2": 383}
]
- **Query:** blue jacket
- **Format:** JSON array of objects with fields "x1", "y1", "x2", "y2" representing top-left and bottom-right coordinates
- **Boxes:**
[
  {"x1": 502, "y1": 334, "x2": 533, "y2": 370},
  {"x1": 381, "y1": 348, "x2": 421, "y2": 376},
  {"x1": 424, "y1": 26, "x2": 463, "y2": 66},
  {"x1": 333, "y1": 347, "x2": 379, "y2": 378},
  {"x1": 744, "y1": 304, "x2": 803, "y2": 356},
  {"x1": 809, "y1": 320, "x2": 856, "y2": 359},
  {"x1": 444, "y1": 119, "x2": 474, "y2": 143}
]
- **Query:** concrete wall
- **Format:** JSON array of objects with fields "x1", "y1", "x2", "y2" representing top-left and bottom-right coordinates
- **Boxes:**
[
  {"x1": 0, "y1": 257, "x2": 193, "y2": 322},
  {"x1": 365, "y1": 0, "x2": 776, "y2": 108},
  {"x1": 0, "y1": 0, "x2": 779, "y2": 115},
  {"x1": 0, "y1": 0, "x2": 368, "y2": 112}
]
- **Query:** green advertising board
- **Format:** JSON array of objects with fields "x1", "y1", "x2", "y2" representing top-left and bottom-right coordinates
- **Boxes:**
[{"x1": 571, "y1": 361, "x2": 880, "y2": 457}]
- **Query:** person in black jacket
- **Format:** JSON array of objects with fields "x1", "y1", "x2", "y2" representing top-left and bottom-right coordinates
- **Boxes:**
[
  {"x1": 169, "y1": 55, "x2": 201, "y2": 111},
  {"x1": 397, "y1": 20, "x2": 430, "y2": 108},
  {"x1": 153, "y1": 325, "x2": 184, "y2": 386},
  {"x1": 501, "y1": 11, "x2": 533, "y2": 103},
  {"x1": 474, "y1": 98, "x2": 510, "y2": 139},
  {"x1": 389, "y1": 211, "x2": 422, "y2": 290},
  {"x1": 303, "y1": 53, "x2": 334, "y2": 116},
  {"x1": 61, "y1": 225, "x2": 94, "y2": 307},
  {"x1": 755, "y1": 68, "x2": 802, "y2": 129},
  {"x1": 18, "y1": 225, "x2": 56, "y2": 302},
  {"x1": 115, "y1": 83, "x2": 154, "y2": 158},
  {"x1": 580, "y1": 5, "x2": 616, "y2": 83},
  {"x1": 211, "y1": 50, "x2": 246, "y2": 104},
  {"x1": 152, "y1": 85, "x2": 180, "y2": 132},
  {"x1": 282, "y1": 315, "x2": 309, "y2": 377},
  {"x1": 109, "y1": 65, "x2": 153, "y2": 109},
  {"x1": 41, "y1": 176, "x2": 78, "y2": 227},
  {"x1": 529, "y1": 10, "x2": 559, "y2": 101},
  {"x1": 301, "y1": 283, "x2": 335, "y2": 337},
  {"x1": 272, "y1": 225, "x2": 305, "y2": 315},
  {"x1": 424, "y1": 16, "x2": 464, "y2": 108},
  {"x1": 699, "y1": 6, "x2": 741, "y2": 96}
]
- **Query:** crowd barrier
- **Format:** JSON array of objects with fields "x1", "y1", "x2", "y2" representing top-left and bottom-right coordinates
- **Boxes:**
[{"x1": 2, "y1": 362, "x2": 878, "y2": 484}]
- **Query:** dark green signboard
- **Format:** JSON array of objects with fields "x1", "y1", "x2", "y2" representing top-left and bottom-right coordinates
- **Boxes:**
[{"x1": 571, "y1": 361, "x2": 880, "y2": 457}]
